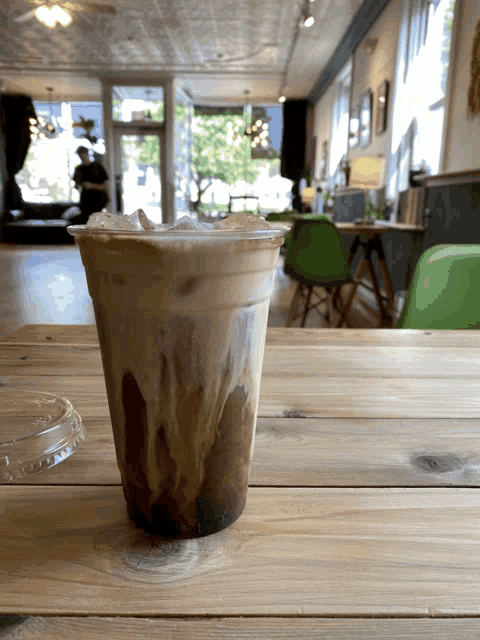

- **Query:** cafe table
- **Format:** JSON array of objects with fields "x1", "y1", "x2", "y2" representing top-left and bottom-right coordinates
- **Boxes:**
[{"x1": 2, "y1": 323, "x2": 480, "y2": 638}]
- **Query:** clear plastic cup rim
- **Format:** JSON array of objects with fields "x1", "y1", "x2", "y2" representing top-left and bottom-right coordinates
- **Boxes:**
[{"x1": 67, "y1": 224, "x2": 290, "y2": 241}]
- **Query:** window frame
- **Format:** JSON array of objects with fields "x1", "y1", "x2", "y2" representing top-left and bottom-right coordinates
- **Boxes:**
[{"x1": 329, "y1": 60, "x2": 352, "y2": 188}]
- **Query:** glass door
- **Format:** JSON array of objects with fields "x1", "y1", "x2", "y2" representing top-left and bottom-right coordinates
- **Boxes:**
[{"x1": 113, "y1": 125, "x2": 166, "y2": 223}]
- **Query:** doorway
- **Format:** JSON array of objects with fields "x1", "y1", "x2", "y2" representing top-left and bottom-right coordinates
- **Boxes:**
[{"x1": 113, "y1": 124, "x2": 166, "y2": 223}]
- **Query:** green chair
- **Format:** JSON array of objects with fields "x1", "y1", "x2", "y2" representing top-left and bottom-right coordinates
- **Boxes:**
[
  {"x1": 266, "y1": 212, "x2": 290, "y2": 222},
  {"x1": 266, "y1": 212, "x2": 294, "y2": 254},
  {"x1": 284, "y1": 218, "x2": 360, "y2": 327},
  {"x1": 396, "y1": 244, "x2": 480, "y2": 329}
]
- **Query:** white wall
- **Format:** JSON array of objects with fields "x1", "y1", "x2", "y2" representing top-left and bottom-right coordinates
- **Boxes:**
[
  {"x1": 443, "y1": 0, "x2": 480, "y2": 172},
  {"x1": 312, "y1": 0, "x2": 402, "y2": 186},
  {"x1": 350, "y1": 0, "x2": 403, "y2": 163}
]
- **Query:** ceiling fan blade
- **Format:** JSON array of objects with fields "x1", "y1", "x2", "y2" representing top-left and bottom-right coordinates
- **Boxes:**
[
  {"x1": 13, "y1": 8, "x2": 38, "y2": 23},
  {"x1": 64, "y1": 1, "x2": 117, "y2": 15}
]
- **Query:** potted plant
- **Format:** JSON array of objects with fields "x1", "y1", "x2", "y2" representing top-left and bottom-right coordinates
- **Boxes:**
[
  {"x1": 364, "y1": 200, "x2": 383, "y2": 223},
  {"x1": 322, "y1": 190, "x2": 335, "y2": 213}
]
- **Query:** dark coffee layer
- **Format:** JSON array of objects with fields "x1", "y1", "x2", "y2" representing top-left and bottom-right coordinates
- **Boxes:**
[
  {"x1": 94, "y1": 304, "x2": 267, "y2": 538},
  {"x1": 122, "y1": 379, "x2": 253, "y2": 537}
]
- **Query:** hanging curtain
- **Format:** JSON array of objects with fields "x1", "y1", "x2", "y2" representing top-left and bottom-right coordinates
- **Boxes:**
[
  {"x1": 280, "y1": 100, "x2": 308, "y2": 182},
  {"x1": 0, "y1": 94, "x2": 36, "y2": 211}
]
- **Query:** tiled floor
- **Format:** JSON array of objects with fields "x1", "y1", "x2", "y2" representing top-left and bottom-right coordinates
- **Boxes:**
[{"x1": 0, "y1": 243, "x2": 385, "y2": 339}]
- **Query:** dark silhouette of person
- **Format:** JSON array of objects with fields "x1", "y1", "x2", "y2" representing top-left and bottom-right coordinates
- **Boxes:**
[
  {"x1": 291, "y1": 181, "x2": 303, "y2": 212},
  {"x1": 73, "y1": 146, "x2": 109, "y2": 224}
]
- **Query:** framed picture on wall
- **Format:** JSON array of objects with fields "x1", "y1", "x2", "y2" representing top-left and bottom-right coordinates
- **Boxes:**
[
  {"x1": 376, "y1": 80, "x2": 389, "y2": 135},
  {"x1": 359, "y1": 89, "x2": 373, "y2": 148},
  {"x1": 348, "y1": 103, "x2": 360, "y2": 149}
]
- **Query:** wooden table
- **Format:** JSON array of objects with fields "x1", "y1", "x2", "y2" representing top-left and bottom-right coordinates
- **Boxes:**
[
  {"x1": 2, "y1": 323, "x2": 480, "y2": 638},
  {"x1": 279, "y1": 218, "x2": 425, "y2": 328}
]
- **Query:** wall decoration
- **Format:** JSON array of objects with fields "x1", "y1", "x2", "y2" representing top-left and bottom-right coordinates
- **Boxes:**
[
  {"x1": 348, "y1": 103, "x2": 360, "y2": 149},
  {"x1": 468, "y1": 20, "x2": 480, "y2": 116},
  {"x1": 375, "y1": 80, "x2": 389, "y2": 134},
  {"x1": 359, "y1": 89, "x2": 372, "y2": 148}
]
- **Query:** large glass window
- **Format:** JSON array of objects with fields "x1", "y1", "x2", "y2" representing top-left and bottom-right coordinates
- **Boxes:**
[
  {"x1": 17, "y1": 101, "x2": 104, "y2": 204},
  {"x1": 191, "y1": 105, "x2": 292, "y2": 217},
  {"x1": 175, "y1": 87, "x2": 193, "y2": 219},
  {"x1": 329, "y1": 61, "x2": 352, "y2": 188},
  {"x1": 387, "y1": 0, "x2": 456, "y2": 197},
  {"x1": 119, "y1": 134, "x2": 162, "y2": 223},
  {"x1": 112, "y1": 86, "x2": 164, "y2": 123}
]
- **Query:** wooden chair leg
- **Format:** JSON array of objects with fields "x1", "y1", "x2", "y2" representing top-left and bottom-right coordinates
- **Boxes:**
[
  {"x1": 335, "y1": 284, "x2": 357, "y2": 328},
  {"x1": 365, "y1": 258, "x2": 388, "y2": 327},
  {"x1": 286, "y1": 283, "x2": 303, "y2": 327},
  {"x1": 335, "y1": 258, "x2": 369, "y2": 328},
  {"x1": 332, "y1": 287, "x2": 340, "y2": 310},
  {"x1": 326, "y1": 288, "x2": 335, "y2": 327},
  {"x1": 378, "y1": 258, "x2": 396, "y2": 327},
  {"x1": 301, "y1": 286, "x2": 313, "y2": 327}
]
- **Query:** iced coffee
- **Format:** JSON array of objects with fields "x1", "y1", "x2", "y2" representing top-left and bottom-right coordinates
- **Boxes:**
[{"x1": 68, "y1": 212, "x2": 287, "y2": 538}]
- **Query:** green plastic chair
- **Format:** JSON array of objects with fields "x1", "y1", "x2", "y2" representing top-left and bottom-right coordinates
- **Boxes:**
[
  {"x1": 265, "y1": 212, "x2": 294, "y2": 254},
  {"x1": 283, "y1": 218, "x2": 360, "y2": 327},
  {"x1": 396, "y1": 244, "x2": 480, "y2": 329},
  {"x1": 265, "y1": 212, "x2": 291, "y2": 222}
]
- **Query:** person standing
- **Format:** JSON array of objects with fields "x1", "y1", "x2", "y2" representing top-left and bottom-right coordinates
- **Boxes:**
[{"x1": 73, "y1": 146, "x2": 109, "y2": 224}]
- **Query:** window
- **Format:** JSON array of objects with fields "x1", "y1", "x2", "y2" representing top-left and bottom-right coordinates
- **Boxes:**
[
  {"x1": 190, "y1": 105, "x2": 292, "y2": 216},
  {"x1": 404, "y1": 0, "x2": 437, "y2": 80},
  {"x1": 175, "y1": 86, "x2": 193, "y2": 219},
  {"x1": 329, "y1": 61, "x2": 352, "y2": 188},
  {"x1": 387, "y1": 0, "x2": 456, "y2": 198},
  {"x1": 17, "y1": 101, "x2": 104, "y2": 204},
  {"x1": 112, "y1": 86, "x2": 164, "y2": 123}
]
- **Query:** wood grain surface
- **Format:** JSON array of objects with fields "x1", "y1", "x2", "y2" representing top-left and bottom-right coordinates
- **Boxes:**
[
  {"x1": 2, "y1": 486, "x2": 480, "y2": 616},
  {"x1": 2, "y1": 341, "x2": 479, "y2": 378},
  {"x1": 0, "y1": 324, "x2": 98, "y2": 345},
  {"x1": 2, "y1": 372, "x2": 479, "y2": 419},
  {"x1": 4, "y1": 324, "x2": 477, "y2": 349},
  {"x1": 8, "y1": 415, "x2": 480, "y2": 487},
  {"x1": 1, "y1": 617, "x2": 479, "y2": 640},
  {"x1": 2, "y1": 324, "x2": 480, "y2": 630},
  {"x1": 265, "y1": 327, "x2": 479, "y2": 347}
]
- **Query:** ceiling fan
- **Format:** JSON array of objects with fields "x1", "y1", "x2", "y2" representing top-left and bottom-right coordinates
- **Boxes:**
[{"x1": 14, "y1": 1, "x2": 116, "y2": 28}]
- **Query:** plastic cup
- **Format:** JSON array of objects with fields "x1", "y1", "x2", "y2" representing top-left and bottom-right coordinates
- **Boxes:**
[{"x1": 68, "y1": 225, "x2": 287, "y2": 538}]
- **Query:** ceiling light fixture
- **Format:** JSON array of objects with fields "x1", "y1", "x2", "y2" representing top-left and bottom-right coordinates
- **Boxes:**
[
  {"x1": 144, "y1": 88, "x2": 153, "y2": 121},
  {"x1": 30, "y1": 87, "x2": 62, "y2": 140},
  {"x1": 278, "y1": 94, "x2": 286, "y2": 103},
  {"x1": 231, "y1": 90, "x2": 271, "y2": 150},
  {"x1": 35, "y1": 4, "x2": 72, "y2": 28},
  {"x1": 302, "y1": 1, "x2": 315, "y2": 28}
]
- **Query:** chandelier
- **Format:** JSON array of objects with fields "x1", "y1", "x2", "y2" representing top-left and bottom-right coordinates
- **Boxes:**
[
  {"x1": 231, "y1": 91, "x2": 270, "y2": 150},
  {"x1": 29, "y1": 87, "x2": 62, "y2": 140}
]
